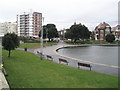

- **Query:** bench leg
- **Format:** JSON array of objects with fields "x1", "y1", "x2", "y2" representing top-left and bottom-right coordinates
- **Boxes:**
[
  {"x1": 51, "y1": 58, "x2": 53, "y2": 61},
  {"x1": 90, "y1": 67, "x2": 92, "y2": 71},
  {"x1": 67, "y1": 62, "x2": 68, "y2": 65}
]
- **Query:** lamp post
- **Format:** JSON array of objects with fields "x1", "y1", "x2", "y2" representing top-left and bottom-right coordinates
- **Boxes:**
[
  {"x1": 46, "y1": 28, "x2": 48, "y2": 44},
  {"x1": 0, "y1": 34, "x2": 3, "y2": 69},
  {"x1": 40, "y1": 17, "x2": 44, "y2": 59}
]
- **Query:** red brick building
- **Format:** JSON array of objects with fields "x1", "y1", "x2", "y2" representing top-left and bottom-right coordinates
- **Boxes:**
[
  {"x1": 111, "y1": 25, "x2": 120, "y2": 41},
  {"x1": 94, "y1": 22, "x2": 111, "y2": 41}
]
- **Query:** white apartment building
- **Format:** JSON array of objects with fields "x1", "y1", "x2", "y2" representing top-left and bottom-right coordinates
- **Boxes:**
[
  {"x1": 17, "y1": 11, "x2": 42, "y2": 38},
  {"x1": 0, "y1": 22, "x2": 17, "y2": 36}
]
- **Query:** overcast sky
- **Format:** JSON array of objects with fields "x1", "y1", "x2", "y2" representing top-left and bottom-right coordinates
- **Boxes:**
[{"x1": 0, "y1": 0, "x2": 119, "y2": 31}]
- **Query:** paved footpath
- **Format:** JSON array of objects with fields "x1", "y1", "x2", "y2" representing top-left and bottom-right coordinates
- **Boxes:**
[
  {"x1": 24, "y1": 41, "x2": 119, "y2": 76},
  {"x1": 30, "y1": 41, "x2": 118, "y2": 76}
]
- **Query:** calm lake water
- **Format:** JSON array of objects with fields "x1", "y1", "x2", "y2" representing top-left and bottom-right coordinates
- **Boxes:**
[{"x1": 58, "y1": 46, "x2": 118, "y2": 66}]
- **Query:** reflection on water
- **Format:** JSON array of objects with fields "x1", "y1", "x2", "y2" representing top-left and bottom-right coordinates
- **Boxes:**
[{"x1": 58, "y1": 46, "x2": 118, "y2": 66}]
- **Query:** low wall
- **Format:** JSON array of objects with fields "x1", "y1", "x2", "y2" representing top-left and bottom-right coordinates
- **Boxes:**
[{"x1": 0, "y1": 70, "x2": 10, "y2": 89}]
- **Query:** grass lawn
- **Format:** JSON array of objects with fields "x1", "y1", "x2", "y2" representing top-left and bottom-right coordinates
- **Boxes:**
[
  {"x1": 19, "y1": 42, "x2": 57, "y2": 48},
  {"x1": 3, "y1": 50, "x2": 118, "y2": 88}
]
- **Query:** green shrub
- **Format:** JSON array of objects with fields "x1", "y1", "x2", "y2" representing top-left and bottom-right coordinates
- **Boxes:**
[{"x1": 105, "y1": 34, "x2": 115, "y2": 43}]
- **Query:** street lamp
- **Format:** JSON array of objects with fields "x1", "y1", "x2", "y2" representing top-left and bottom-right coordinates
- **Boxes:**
[
  {"x1": 46, "y1": 28, "x2": 48, "y2": 44},
  {"x1": 40, "y1": 17, "x2": 44, "y2": 59},
  {"x1": 0, "y1": 34, "x2": 3, "y2": 69}
]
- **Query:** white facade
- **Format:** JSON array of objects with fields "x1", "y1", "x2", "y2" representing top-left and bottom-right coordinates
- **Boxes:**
[
  {"x1": 17, "y1": 12, "x2": 33, "y2": 37},
  {"x1": 17, "y1": 11, "x2": 42, "y2": 38},
  {"x1": 0, "y1": 22, "x2": 17, "y2": 36}
]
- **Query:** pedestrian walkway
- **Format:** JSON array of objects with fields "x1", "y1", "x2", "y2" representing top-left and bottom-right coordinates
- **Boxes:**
[
  {"x1": 18, "y1": 41, "x2": 118, "y2": 76},
  {"x1": 32, "y1": 41, "x2": 119, "y2": 76}
]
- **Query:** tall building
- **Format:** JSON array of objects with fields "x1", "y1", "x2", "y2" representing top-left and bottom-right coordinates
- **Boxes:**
[
  {"x1": 17, "y1": 12, "x2": 42, "y2": 38},
  {"x1": 0, "y1": 22, "x2": 17, "y2": 36}
]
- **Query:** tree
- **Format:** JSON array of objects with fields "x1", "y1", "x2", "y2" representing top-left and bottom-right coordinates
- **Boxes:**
[
  {"x1": 2, "y1": 33, "x2": 19, "y2": 57},
  {"x1": 105, "y1": 34, "x2": 115, "y2": 43},
  {"x1": 65, "y1": 23, "x2": 90, "y2": 42},
  {"x1": 65, "y1": 29, "x2": 74, "y2": 41},
  {"x1": 39, "y1": 24, "x2": 59, "y2": 41}
]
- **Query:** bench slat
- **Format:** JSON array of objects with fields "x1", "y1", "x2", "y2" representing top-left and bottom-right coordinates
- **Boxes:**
[
  {"x1": 59, "y1": 58, "x2": 68, "y2": 65},
  {"x1": 78, "y1": 62, "x2": 92, "y2": 71},
  {"x1": 46, "y1": 55, "x2": 53, "y2": 61}
]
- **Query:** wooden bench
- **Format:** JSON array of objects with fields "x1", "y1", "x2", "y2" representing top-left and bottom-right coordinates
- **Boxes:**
[
  {"x1": 37, "y1": 51, "x2": 44, "y2": 59},
  {"x1": 37, "y1": 51, "x2": 39, "y2": 54},
  {"x1": 46, "y1": 55, "x2": 53, "y2": 61},
  {"x1": 78, "y1": 62, "x2": 92, "y2": 71},
  {"x1": 59, "y1": 58, "x2": 69, "y2": 65}
]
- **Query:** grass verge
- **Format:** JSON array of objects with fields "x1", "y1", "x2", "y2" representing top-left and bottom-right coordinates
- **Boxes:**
[
  {"x1": 19, "y1": 42, "x2": 57, "y2": 48},
  {"x1": 3, "y1": 50, "x2": 118, "y2": 88},
  {"x1": 65, "y1": 40, "x2": 120, "y2": 45}
]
